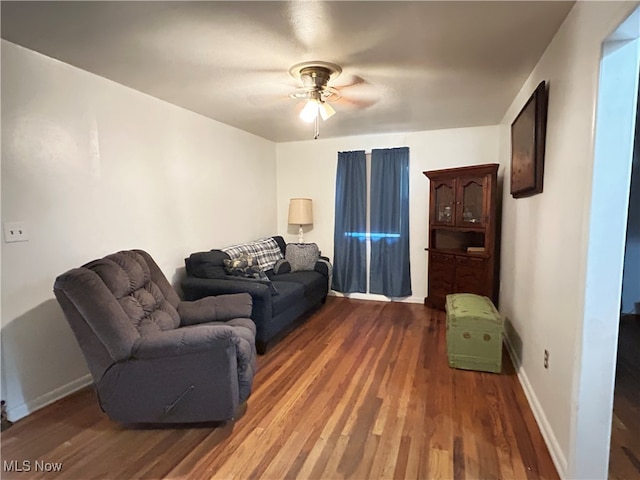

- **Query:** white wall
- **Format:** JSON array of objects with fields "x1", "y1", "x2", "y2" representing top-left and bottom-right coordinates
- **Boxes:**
[
  {"x1": 1, "y1": 41, "x2": 277, "y2": 420},
  {"x1": 497, "y1": 2, "x2": 640, "y2": 478},
  {"x1": 276, "y1": 126, "x2": 500, "y2": 303}
]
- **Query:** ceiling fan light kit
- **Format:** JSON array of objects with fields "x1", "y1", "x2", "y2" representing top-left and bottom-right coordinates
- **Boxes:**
[
  {"x1": 299, "y1": 93, "x2": 336, "y2": 123},
  {"x1": 319, "y1": 101, "x2": 336, "y2": 120},
  {"x1": 289, "y1": 61, "x2": 342, "y2": 139}
]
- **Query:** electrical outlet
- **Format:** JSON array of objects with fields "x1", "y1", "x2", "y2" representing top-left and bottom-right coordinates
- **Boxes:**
[
  {"x1": 3, "y1": 222, "x2": 29, "y2": 243},
  {"x1": 544, "y1": 350, "x2": 549, "y2": 369}
]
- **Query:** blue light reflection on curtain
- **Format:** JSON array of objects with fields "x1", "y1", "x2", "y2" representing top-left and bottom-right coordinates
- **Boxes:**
[
  {"x1": 332, "y1": 150, "x2": 367, "y2": 293},
  {"x1": 369, "y1": 147, "x2": 412, "y2": 297}
]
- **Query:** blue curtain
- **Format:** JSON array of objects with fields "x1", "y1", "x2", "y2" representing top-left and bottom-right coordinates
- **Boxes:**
[
  {"x1": 332, "y1": 150, "x2": 367, "y2": 293},
  {"x1": 370, "y1": 147, "x2": 412, "y2": 297}
]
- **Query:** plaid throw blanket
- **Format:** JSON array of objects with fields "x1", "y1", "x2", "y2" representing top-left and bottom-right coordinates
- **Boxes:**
[
  {"x1": 223, "y1": 237, "x2": 283, "y2": 272},
  {"x1": 222, "y1": 243, "x2": 256, "y2": 261}
]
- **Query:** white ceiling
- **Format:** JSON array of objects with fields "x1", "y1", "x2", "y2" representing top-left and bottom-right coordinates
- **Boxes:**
[{"x1": 1, "y1": 1, "x2": 574, "y2": 142}]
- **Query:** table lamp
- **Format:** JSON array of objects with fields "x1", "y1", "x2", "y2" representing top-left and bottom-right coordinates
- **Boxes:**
[{"x1": 288, "y1": 198, "x2": 313, "y2": 243}]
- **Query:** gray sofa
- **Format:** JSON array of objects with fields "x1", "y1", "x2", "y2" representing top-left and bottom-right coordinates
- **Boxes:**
[
  {"x1": 54, "y1": 249, "x2": 256, "y2": 425},
  {"x1": 181, "y1": 236, "x2": 330, "y2": 353}
]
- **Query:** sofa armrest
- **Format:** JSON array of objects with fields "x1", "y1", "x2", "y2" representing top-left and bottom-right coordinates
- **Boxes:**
[
  {"x1": 315, "y1": 258, "x2": 332, "y2": 277},
  {"x1": 178, "y1": 293, "x2": 252, "y2": 326}
]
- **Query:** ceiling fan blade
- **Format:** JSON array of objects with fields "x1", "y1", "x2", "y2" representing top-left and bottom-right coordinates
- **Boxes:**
[
  {"x1": 334, "y1": 82, "x2": 381, "y2": 110},
  {"x1": 331, "y1": 73, "x2": 367, "y2": 89},
  {"x1": 242, "y1": 73, "x2": 299, "y2": 106},
  {"x1": 334, "y1": 96, "x2": 378, "y2": 111},
  {"x1": 246, "y1": 92, "x2": 291, "y2": 107},
  {"x1": 345, "y1": 64, "x2": 433, "y2": 82}
]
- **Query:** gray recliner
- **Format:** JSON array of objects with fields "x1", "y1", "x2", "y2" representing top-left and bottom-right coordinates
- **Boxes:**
[{"x1": 53, "y1": 249, "x2": 256, "y2": 424}]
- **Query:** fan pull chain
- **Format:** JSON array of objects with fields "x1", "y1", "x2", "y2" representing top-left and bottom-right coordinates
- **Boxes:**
[{"x1": 314, "y1": 114, "x2": 319, "y2": 139}]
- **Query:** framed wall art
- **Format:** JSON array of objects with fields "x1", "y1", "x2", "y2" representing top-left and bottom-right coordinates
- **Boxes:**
[{"x1": 510, "y1": 80, "x2": 548, "y2": 198}]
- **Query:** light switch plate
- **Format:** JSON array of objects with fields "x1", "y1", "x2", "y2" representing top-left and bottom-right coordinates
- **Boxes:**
[{"x1": 4, "y1": 222, "x2": 29, "y2": 243}]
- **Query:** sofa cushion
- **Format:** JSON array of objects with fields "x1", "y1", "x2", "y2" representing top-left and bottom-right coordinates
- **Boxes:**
[
  {"x1": 270, "y1": 281, "x2": 305, "y2": 316},
  {"x1": 186, "y1": 250, "x2": 229, "y2": 279},
  {"x1": 285, "y1": 243, "x2": 320, "y2": 272},
  {"x1": 272, "y1": 271, "x2": 327, "y2": 298}
]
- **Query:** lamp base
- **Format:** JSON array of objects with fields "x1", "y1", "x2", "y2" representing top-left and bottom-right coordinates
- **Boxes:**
[{"x1": 298, "y1": 225, "x2": 304, "y2": 243}]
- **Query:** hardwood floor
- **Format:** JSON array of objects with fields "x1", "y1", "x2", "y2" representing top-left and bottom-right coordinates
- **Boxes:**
[
  {"x1": 610, "y1": 315, "x2": 640, "y2": 480},
  {"x1": 1, "y1": 297, "x2": 558, "y2": 479}
]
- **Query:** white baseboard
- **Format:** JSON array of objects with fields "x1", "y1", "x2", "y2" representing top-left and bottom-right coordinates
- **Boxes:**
[
  {"x1": 503, "y1": 335, "x2": 568, "y2": 479},
  {"x1": 7, "y1": 374, "x2": 93, "y2": 422},
  {"x1": 329, "y1": 291, "x2": 424, "y2": 304}
]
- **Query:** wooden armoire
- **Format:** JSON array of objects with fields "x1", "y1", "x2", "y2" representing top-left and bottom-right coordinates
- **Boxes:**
[{"x1": 423, "y1": 164, "x2": 500, "y2": 310}]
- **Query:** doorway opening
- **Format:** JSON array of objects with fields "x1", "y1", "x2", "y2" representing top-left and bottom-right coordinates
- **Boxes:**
[{"x1": 570, "y1": 7, "x2": 640, "y2": 479}]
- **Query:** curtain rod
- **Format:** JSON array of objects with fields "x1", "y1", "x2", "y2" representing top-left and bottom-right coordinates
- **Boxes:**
[{"x1": 340, "y1": 146, "x2": 409, "y2": 155}]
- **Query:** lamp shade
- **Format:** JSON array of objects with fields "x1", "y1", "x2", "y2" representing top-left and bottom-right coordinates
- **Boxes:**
[{"x1": 288, "y1": 198, "x2": 313, "y2": 225}]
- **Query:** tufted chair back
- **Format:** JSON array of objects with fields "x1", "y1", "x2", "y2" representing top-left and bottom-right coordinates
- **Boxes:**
[
  {"x1": 85, "y1": 250, "x2": 181, "y2": 335},
  {"x1": 54, "y1": 250, "x2": 182, "y2": 382}
]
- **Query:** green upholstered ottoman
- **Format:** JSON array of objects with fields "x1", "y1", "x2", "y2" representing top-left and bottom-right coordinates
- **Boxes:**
[{"x1": 445, "y1": 293, "x2": 503, "y2": 373}]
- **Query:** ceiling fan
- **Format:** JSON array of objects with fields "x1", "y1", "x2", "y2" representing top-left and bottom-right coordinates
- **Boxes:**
[{"x1": 288, "y1": 61, "x2": 343, "y2": 139}]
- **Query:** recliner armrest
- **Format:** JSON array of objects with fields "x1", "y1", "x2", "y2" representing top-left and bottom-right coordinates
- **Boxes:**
[
  {"x1": 132, "y1": 324, "x2": 239, "y2": 359},
  {"x1": 182, "y1": 276, "x2": 271, "y2": 300},
  {"x1": 178, "y1": 293, "x2": 252, "y2": 326},
  {"x1": 181, "y1": 276, "x2": 273, "y2": 336}
]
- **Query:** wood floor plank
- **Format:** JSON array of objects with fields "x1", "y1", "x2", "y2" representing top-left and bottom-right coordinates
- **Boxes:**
[{"x1": 1, "y1": 297, "x2": 559, "y2": 480}]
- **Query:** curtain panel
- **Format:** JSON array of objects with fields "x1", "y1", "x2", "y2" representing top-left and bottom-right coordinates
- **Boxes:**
[
  {"x1": 332, "y1": 150, "x2": 367, "y2": 293},
  {"x1": 370, "y1": 147, "x2": 412, "y2": 297}
]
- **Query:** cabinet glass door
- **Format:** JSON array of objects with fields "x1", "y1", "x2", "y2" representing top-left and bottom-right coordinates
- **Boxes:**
[
  {"x1": 433, "y1": 180, "x2": 455, "y2": 225},
  {"x1": 458, "y1": 177, "x2": 484, "y2": 227}
]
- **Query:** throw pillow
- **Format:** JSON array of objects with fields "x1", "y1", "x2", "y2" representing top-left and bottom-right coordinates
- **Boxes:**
[
  {"x1": 285, "y1": 243, "x2": 320, "y2": 272},
  {"x1": 272, "y1": 258, "x2": 292, "y2": 275},
  {"x1": 186, "y1": 250, "x2": 229, "y2": 279}
]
